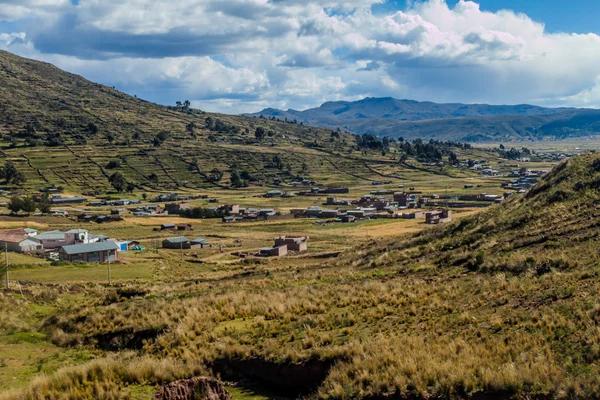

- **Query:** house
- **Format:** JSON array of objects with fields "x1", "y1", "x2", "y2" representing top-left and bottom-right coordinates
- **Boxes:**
[
  {"x1": 165, "y1": 202, "x2": 191, "y2": 215},
  {"x1": 222, "y1": 216, "x2": 235, "y2": 223},
  {"x1": 78, "y1": 214, "x2": 95, "y2": 223},
  {"x1": 341, "y1": 215, "x2": 356, "y2": 223},
  {"x1": 35, "y1": 230, "x2": 69, "y2": 249},
  {"x1": 108, "y1": 239, "x2": 130, "y2": 251},
  {"x1": 274, "y1": 236, "x2": 309, "y2": 252},
  {"x1": 59, "y1": 242, "x2": 119, "y2": 263},
  {"x1": 260, "y1": 245, "x2": 288, "y2": 257},
  {"x1": 191, "y1": 238, "x2": 211, "y2": 248},
  {"x1": 176, "y1": 223, "x2": 193, "y2": 231},
  {"x1": 0, "y1": 229, "x2": 43, "y2": 253},
  {"x1": 36, "y1": 229, "x2": 91, "y2": 249},
  {"x1": 425, "y1": 210, "x2": 452, "y2": 224},
  {"x1": 24, "y1": 228, "x2": 38, "y2": 237},
  {"x1": 162, "y1": 237, "x2": 192, "y2": 249},
  {"x1": 50, "y1": 196, "x2": 88, "y2": 205},
  {"x1": 402, "y1": 212, "x2": 425, "y2": 219},
  {"x1": 219, "y1": 204, "x2": 240, "y2": 214},
  {"x1": 265, "y1": 190, "x2": 282, "y2": 198},
  {"x1": 111, "y1": 209, "x2": 129, "y2": 216},
  {"x1": 160, "y1": 223, "x2": 176, "y2": 231}
]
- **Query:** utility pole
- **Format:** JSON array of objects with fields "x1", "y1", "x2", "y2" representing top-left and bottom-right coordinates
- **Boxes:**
[
  {"x1": 180, "y1": 237, "x2": 184, "y2": 262},
  {"x1": 4, "y1": 242, "x2": 8, "y2": 289},
  {"x1": 107, "y1": 250, "x2": 111, "y2": 285}
]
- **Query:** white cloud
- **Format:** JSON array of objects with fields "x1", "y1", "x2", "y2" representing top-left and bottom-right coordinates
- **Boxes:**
[{"x1": 2, "y1": 0, "x2": 600, "y2": 112}]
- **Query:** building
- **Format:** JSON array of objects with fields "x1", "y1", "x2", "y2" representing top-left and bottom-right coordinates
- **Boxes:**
[
  {"x1": 0, "y1": 229, "x2": 43, "y2": 253},
  {"x1": 50, "y1": 196, "x2": 88, "y2": 205},
  {"x1": 191, "y1": 238, "x2": 211, "y2": 248},
  {"x1": 160, "y1": 223, "x2": 176, "y2": 231},
  {"x1": 165, "y1": 202, "x2": 191, "y2": 215},
  {"x1": 425, "y1": 210, "x2": 452, "y2": 224},
  {"x1": 59, "y1": 242, "x2": 119, "y2": 263},
  {"x1": 260, "y1": 245, "x2": 288, "y2": 257},
  {"x1": 274, "y1": 236, "x2": 309, "y2": 252},
  {"x1": 162, "y1": 237, "x2": 189, "y2": 249},
  {"x1": 176, "y1": 223, "x2": 193, "y2": 231},
  {"x1": 265, "y1": 190, "x2": 282, "y2": 198}
]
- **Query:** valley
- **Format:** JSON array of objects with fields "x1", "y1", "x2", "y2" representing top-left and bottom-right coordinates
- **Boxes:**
[{"x1": 1, "y1": 50, "x2": 600, "y2": 400}]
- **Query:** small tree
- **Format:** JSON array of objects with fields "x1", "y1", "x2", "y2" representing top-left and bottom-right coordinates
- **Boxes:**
[
  {"x1": 255, "y1": 127, "x2": 266, "y2": 141},
  {"x1": 8, "y1": 196, "x2": 23, "y2": 214},
  {"x1": 21, "y1": 196, "x2": 36, "y2": 214},
  {"x1": 106, "y1": 133, "x2": 115, "y2": 143},
  {"x1": 208, "y1": 168, "x2": 223, "y2": 183},
  {"x1": 126, "y1": 181, "x2": 136, "y2": 193},
  {"x1": 37, "y1": 197, "x2": 51, "y2": 214},
  {"x1": 142, "y1": 193, "x2": 148, "y2": 201},
  {"x1": 109, "y1": 172, "x2": 127, "y2": 192}
]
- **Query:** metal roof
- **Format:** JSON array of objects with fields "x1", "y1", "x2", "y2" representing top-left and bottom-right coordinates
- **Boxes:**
[
  {"x1": 66, "y1": 229, "x2": 88, "y2": 234},
  {"x1": 24, "y1": 228, "x2": 37, "y2": 233},
  {"x1": 164, "y1": 237, "x2": 189, "y2": 243},
  {"x1": 192, "y1": 238, "x2": 208, "y2": 243},
  {"x1": 61, "y1": 241, "x2": 119, "y2": 255},
  {"x1": 36, "y1": 230, "x2": 66, "y2": 240}
]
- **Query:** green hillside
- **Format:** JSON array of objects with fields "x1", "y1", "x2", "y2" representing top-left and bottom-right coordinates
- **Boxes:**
[{"x1": 0, "y1": 50, "x2": 492, "y2": 195}]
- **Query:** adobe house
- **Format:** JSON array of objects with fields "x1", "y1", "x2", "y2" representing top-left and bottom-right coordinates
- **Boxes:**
[
  {"x1": 160, "y1": 223, "x2": 177, "y2": 231},
  {"x1": 425, "y1": 210, "x2": 452, "y2": 224},
  {"x1": 177, "y1": 223, "x2": 193, "y2": 231},
  {"x1": 274, "y1": 236, "x2": 309, "y2": 252},
  {"x1": 165, "y1": 202, "x2": 191, "y2": 215},
  {"x1": 260, "y1": 245, "x2": 288, "y2": 257}
]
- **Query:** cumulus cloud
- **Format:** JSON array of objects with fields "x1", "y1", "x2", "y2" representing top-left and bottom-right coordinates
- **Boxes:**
[{"x1": 2, "y1": 0, "x2": 600, "y2": 112}]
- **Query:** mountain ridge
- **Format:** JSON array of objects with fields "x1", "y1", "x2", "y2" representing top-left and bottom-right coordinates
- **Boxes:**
[{"x1": 247, "y1": 97, "x2": 600, "y2": 142}]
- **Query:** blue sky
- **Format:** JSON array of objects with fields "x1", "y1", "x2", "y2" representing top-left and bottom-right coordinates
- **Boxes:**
[{"x1": 1, "y1": 0, "x2": 600, "y2": 113}]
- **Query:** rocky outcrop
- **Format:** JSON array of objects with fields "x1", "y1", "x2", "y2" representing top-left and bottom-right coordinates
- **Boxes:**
[{"x1": 155, "y1": 377, "x2": 232, "y2": 400}]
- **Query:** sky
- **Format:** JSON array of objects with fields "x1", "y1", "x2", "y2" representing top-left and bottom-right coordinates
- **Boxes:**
[{"x1": 1, "y1": 0, "x2": 600, "y2": 114}]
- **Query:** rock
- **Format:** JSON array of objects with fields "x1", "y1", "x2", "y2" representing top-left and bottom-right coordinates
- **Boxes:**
[{"x1": 155, "y1": 377, "x2": 232, "y2": 400}]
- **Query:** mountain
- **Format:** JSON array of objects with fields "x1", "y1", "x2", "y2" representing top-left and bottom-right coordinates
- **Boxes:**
[{"x1": 248, "y1": 97, "x2": 600, "y2": 142}]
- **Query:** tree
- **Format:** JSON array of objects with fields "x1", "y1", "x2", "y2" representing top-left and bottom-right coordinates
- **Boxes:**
[
  {"x1": 37, "y1": 197, "x2": 51, "y2": 214},
  {"x1": 255, "y1": 127, "x2": 266, "y2": 141},
  {"x1": 126, "y1": 181, "x2": 136, "y2": 193},
  {"x1": 8, "y1": 196, "x2": 23, "y2": 214},
  {"x1": 0, "y1": 161, "x2": 27, "y2": 185},
  {"x1": 272, "y1": 154, "x2": 283, "y2": 169},
  {"x1": 87, "y1": 122, "x2": 99, "y2": 135},
  {"x1": 142, "y1": 193, "x2": 148, "y2": 201},
  {"x1": 208, "y1": 168, "x2": 223, "y2": 183},
  {"x1": 230, "y1": 169, "x2": 245, "y2": 187},
  {"x1": 448, "y1": 151, "x2": 458, "y2": 165},
  {"x1": 186, "y1": 122, "x2": 196, "y2": 138},
  {"x1": 106, "y1": 133, "x2": 115, "y2": 143},
  {"x1": 109, "y1": 172, "x2": 127, "y2": 192},
  {"x1": 21, "y1": 196, "x2": 36, "y2": 214}
]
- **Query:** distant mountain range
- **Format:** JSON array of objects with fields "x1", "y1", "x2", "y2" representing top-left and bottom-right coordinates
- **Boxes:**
[{"x1": 247, "y1": 97, "x2": 600, "y2": 142}]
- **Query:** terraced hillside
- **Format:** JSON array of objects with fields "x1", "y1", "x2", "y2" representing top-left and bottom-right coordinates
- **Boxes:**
[{"x1": 0, "y1": 50, "x2": 490, "y2": 194}]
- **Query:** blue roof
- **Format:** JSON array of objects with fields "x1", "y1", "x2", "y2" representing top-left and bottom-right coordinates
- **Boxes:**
[
  {"x1": 192, "y1": 238, "x2": 207, "y2": 243},
  {"x1": 61, "y1": 242, "x2": 119, "y2": 255}
]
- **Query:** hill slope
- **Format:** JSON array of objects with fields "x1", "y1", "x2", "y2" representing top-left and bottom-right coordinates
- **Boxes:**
[
  {"x1": 249, "y1": 97, "x2": 600, "y2": 142},
  {"x1": 7, "y1": 154, "x2": 600, "y2": 400},
  {"x1": 0, "y1": 50, "x2": 441, "y2": 194}
]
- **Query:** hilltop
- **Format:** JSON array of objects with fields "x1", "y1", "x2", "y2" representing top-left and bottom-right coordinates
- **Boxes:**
[{"x1": 249, "y1": 97, "x2": 600, "y2": 142}]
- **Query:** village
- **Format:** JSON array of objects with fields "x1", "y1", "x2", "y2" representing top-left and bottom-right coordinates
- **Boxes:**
[{"x1": 0, "y1": 164, "x2": 549, "y2": 268}]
